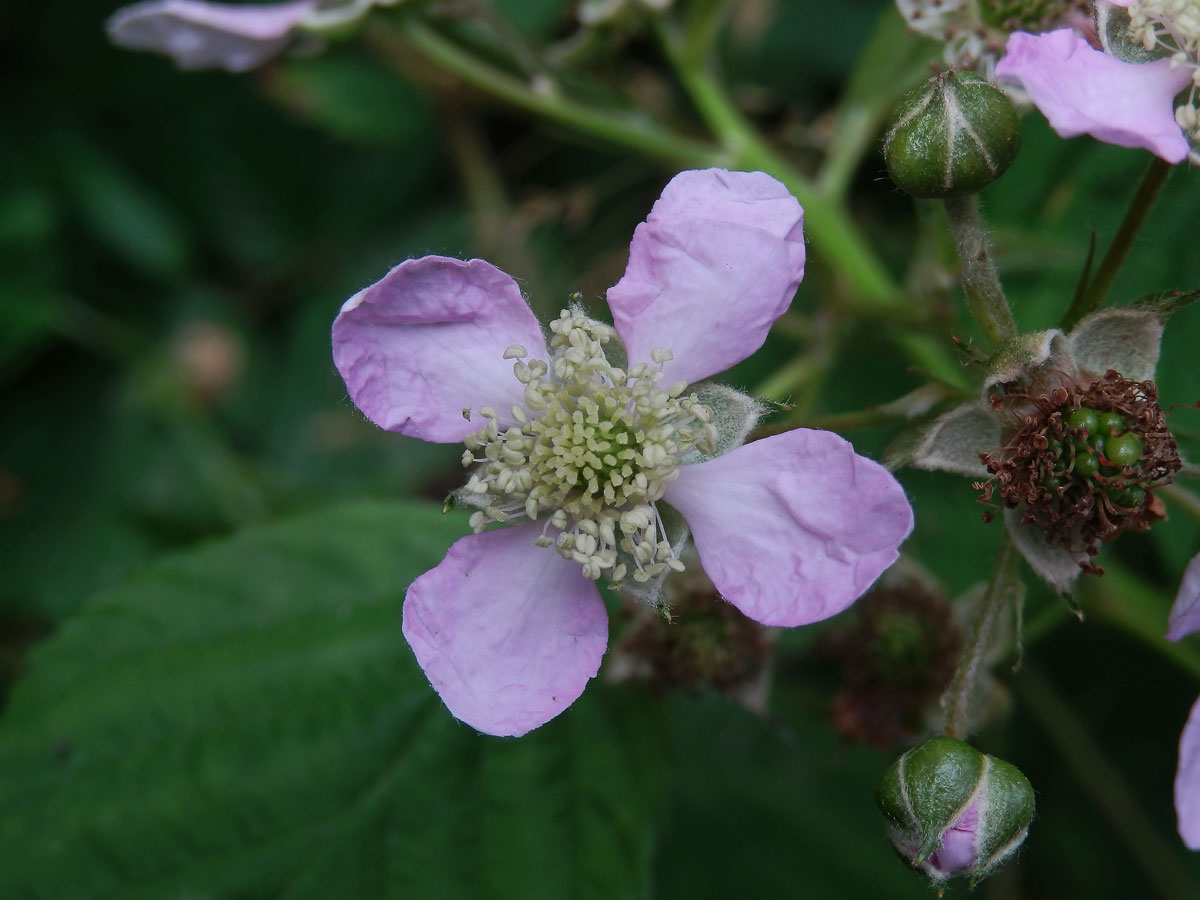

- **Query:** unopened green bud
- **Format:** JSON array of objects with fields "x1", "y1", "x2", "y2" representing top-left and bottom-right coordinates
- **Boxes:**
[
  {"x1": 876, "y1": 736, "x2": 1035, "y2": 887},
  {"x1": 883, "y1": 71, "x2": 1021, "y2": 198}
]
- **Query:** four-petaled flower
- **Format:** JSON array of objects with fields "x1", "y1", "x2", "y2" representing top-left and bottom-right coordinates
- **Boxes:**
[
  {"x1": 995, "y1": 1, "x2": 1200, "y2": 164},
  {"x1": 332, "y1": 168, "x2": 914, "y2": 736}
]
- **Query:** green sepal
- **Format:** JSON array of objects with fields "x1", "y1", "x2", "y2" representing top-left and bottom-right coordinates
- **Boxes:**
[
  {"x1": 680, "y1": 382, "x2": 764, "y2": 464},
  {"x1": 876, "y1": 736, "x2": 985, "y2": 864},
  {"x1": 973, "y1": 756, "x2": 1036, "y2": 869},
  {"x1": 905, "y1": 737, "x2": 986, "y2": 863},
  {"x1": 1095, "y1": 2, "x2": 1170, "y2": 63}
]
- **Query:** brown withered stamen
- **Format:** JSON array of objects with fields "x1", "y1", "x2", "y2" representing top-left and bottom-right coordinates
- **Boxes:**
[{"x1": 975, "y1": 370, "x2": 1181, "y2": 568}]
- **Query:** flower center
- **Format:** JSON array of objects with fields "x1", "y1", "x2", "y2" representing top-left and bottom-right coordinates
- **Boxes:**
[
  {"x1": 975, "y1": 372, "x2": 1182, "y2": 567},
  {"x1": 1125, "y1": 0, "x2": 1200, "y2": 142},
  {"x1": 460, "y1": 308, "x2": 716, "y2": 584}
]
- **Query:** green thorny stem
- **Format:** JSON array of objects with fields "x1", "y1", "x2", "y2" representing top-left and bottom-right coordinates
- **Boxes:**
[
  {"x1": 1061, "y1": 156, "x2": 1173, "y2": 331},
  {"x1": 385, "y1": 13, "x2": 899, "y2": 304},
  {"x1": 941, "y1": 535, "x2": 1023, "y2": 739},
  {"x1": 941, "y1": 193, "x2": 1018, "y2": 348}
]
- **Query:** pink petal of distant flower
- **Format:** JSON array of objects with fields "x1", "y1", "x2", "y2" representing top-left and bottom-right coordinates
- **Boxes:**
[
  {"x1": 1103, "y1": 0, "x2": 1133, "y2": 6},
  {"x1": 403, "y1": 525, "x2": 609, "y2": 737},
  {"x1": 333, "y1": 256, "x2": 549, "y2": 444},
  {"x1": 607, "y1": 169, "x2": 805, "y2": 386},
  {"x1": 995, "y1": 29, "x2": 1191, "y2": 163},
  {"x1": 1167, "y1": 552, "x2": 1200, "y2": 641},
  {"x1": 106, "y1": 0, "x2": 319, "y2": 72},
  {"x1": 664, "y1": 429, "x2": 913, "y2": 627},
  {"x1": 1176, "y1": 694, "x2": 1200, "y2": 849}
]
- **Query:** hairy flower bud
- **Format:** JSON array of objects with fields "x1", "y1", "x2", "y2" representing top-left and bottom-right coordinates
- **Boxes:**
[
  {"x1": 877, "y1": 736, "x2": 1035, "y2": 886},
  {"x1": 883, "y1": 71, "x2": 1021, "y2": 198}
]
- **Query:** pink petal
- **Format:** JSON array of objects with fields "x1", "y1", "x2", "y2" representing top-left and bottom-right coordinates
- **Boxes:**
[
  {"x1": 332, "y1": 256, "x2": 549, "y2": 444},
  {"x1": 995, "y1": 30, "x2": 1191, "y2": 164},
  {"x1": 929, "y1": 798, "x2": 982, "y2": 874},
  {"x1": 402, "y1": 524, "x2": 609, "y2": 737},
  {"x1": 1176, "y1": 694, "x2": 1200, "y2": 849},
  {"x1": 1167, "y1": 552, "x2": 1200, "y2": 642},
  {"x1": 606, "y1": 169, "x2": 805, "y2": 386},
  {"x1": 664, "y1": 429, "x2": 913, "y2": 627},
  {"x1": 106, "y1": 0, "x2": 319, "y2": 72}
]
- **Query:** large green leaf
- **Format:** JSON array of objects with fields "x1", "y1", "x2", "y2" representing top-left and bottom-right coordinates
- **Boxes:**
[{"x1": 0, "y1": 501, "x2": 662, "y2": 899}]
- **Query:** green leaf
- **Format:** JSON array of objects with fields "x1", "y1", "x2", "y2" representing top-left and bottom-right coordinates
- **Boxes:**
[
  {"x1": 0, "y1": 500, "x2": 662, "y2": 899},
  {"x1": 53, "y1": 137, "x2": 193, "y2": 280},
  {"x1": 265, "y1": 56, "x2": 436, "y2": 148}
]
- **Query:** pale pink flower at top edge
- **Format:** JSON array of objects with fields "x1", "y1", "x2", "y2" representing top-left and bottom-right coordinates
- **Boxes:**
[
  {"x1": 106, "y1": 0, "x2": 321, "y2": 72},
  {"x1": 332, "y1": 168, "x2": 915, "y2": 737},
  {"x1": 994, "y1": 26, "x2": 1192, "y2": 163}
]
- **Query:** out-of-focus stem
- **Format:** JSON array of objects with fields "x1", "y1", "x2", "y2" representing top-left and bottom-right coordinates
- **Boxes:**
[
  {"x1": 1063, "y1": 156, "x2": 1172, "y2": 330},
  {"x1": 1016, "y1": 667, "x2": 1197, "y2": 900},
  {"x1": 942, "y1": 194, "x2": 1017, "y2": 348},
  {"x1": 942, "y1": 536, "x2": 1021, "y2": 739},
  {"x1": 1159, "y1": 482, "x2": 1200, "y2": 523},
  {"x1": 1084, "y1": 561, "x2": 1200, "y2": 684},
  {"x1": 658, "y1": 36, "x2": 898, "y2": 304},
  {"x1": 388, "y1": 19, "x2": 728, "y2": 169}
]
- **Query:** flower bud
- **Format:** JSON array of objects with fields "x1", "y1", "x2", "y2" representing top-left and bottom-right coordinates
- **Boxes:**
[
  {"x1": 883, "y1": 71, "x2": 1021, "y2": 198},
  {"x1": 876, "y1": 736, "x2": 1034, "y2": 886}
]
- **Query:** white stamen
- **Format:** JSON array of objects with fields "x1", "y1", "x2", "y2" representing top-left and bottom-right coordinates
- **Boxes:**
[{"x1": 458, "y1": 308, "x2": 711, "y2": 587}]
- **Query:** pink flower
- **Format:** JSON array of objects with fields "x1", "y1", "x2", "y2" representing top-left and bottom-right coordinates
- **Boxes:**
[
  {"x1": 994, "y1": 20, "x2": 1194, "y2": 163},
  {"x1": 1169, "y1": 553, "x2": 1200, "y2": 848},
  {"x1": 107, "y1": 0, "x2": 321, "y2": 71},
  {"x1": 332, "y1": 169, "x2": 914, "y2": 736}
]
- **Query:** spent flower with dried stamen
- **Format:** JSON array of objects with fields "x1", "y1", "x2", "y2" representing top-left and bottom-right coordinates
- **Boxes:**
[
  {"x1": 899, "y1": 293, "x2": 1195, "y2": 592},
  {"x1": 975, "y1": 370, "x2": 1180, "y2": 565},
  {"x1": 333, "y1": 169, "x2": 914, "y2": 736}
]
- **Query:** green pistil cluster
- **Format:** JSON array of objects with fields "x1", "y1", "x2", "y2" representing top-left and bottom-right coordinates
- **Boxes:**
[
  {"x1": 977, "y1": 373, "x2": 1181, "y2": 562},
  {"x1": 460, "y1": 309, "x2": 716, "y2": 584},
  {"x1": 1043, "y1": 407, "x2": 1147, "y2": 509}
]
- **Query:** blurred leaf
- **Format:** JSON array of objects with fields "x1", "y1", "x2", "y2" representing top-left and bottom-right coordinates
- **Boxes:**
[
  {"x1": 0, "y1": 500, "x2": 663, "y2": 899},
  {"x1": 266, "y1": 55, "x2": 436, "y2": 147},
  {"x1": 654, "y1": 692, "x2": 933, "y2": 899},
  {"x1": 53, "y1": 136, "x2": 193, "y2": 279}
]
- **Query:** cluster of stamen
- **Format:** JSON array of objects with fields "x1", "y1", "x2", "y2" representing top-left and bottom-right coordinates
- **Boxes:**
[
  {"x1": 973, "y1": 370, "x2": 1181, "y2": 569},
  {"x1": 896, "y1": 0, "x2": 1088, "y2": 75},
  {"x1": 1124, "y1": 1, "x2": 1200, "y2": 144},
  {"x1": 460, "y1": 309, "x2": 717, "y2": 585}
]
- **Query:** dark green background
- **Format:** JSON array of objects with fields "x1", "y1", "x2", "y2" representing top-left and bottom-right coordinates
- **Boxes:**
[{"x1": 3, "y1": 0, "x2": 1200, "y2": 896}]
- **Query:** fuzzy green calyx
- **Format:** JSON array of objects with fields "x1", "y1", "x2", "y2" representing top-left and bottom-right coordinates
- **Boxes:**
[
  {"x1": 883, "y1": 70, "x2": 1021, "y2": 198},
  {"x1": 877, "y1": 736, "x2": 1035, "y2": 886}
]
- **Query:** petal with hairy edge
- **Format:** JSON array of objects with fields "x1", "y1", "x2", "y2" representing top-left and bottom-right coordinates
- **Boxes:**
[
  {"x1": 106, "y1": 0, "x2": 319, "y2": 72},
  {"x1": 1167, "y1": 552, "x2": 1200, "y2": 641},
  {"x1": 607, "y1": 169, "x2": 805, "y2": 386},
  {"x1": 1176, "y1": 695, "x2": 1200, "y2": 849},
  {"x1": 995, "y1": 30, "x2": 1191, "y2": 163},
  {"x1": 403, "y1": 525, "x2": 609, "y2": 737},
  {"x1": 333, "y1": 256, "x2": 549, "y2": 444},
  {"x1": 664, "y1": 429, "x2": 913, "y2": 627}
]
